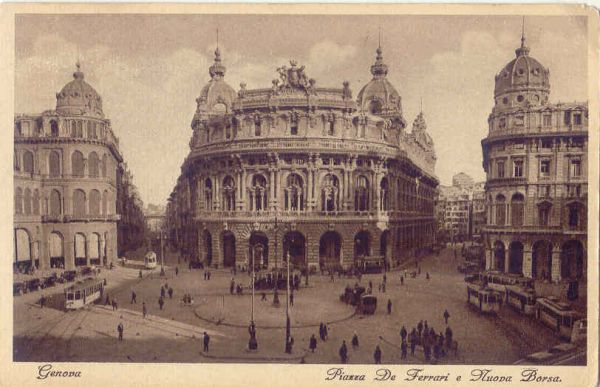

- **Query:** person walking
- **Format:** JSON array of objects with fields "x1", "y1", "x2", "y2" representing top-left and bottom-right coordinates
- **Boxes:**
[
  {"x1": 410, "y1": 333, "x2": 417, "y2": 356},
  {"x1": 39, "y1": 294, "x2": 46, "y2": 308},
  {"x1": 158, "y1": 296, "x2": 164, "y2": 310},
  {"x1": 290, "y1": 293, "x2": 294, "y2": 307},
  {"x1": 426, "y1": 272, "x2": 430, "y2": 280},
  {"x1": 131, "y1": 290, "x2": 137, "y2": 304},
  {"x1": 138, "y1": 269, "x2": 143, "y2": 279},
  {"x1": 374, "y1": 345, "x2": 382, "y2": 364},
  {"x1": 203, "y1": 332, "x2": 210, "y2": 352},
  {"x1": 105, "y1": 294, "x2": 110, "y2": 306},
  {"x1": 387, "y1": 299, "x2": 392, "y2": 315},
  {"x1": 230, "y1": 279, "x2": 235, "y2": 295},
  {"x1": 339, "y1": 340, "x2": 348, "y2": 363},
  {"x1": 175, "y1": 266, "x2": 179, "y2": 276},
  {"x1": 382, "y1": 282, "x2": 386, "y2": 293},
  {"x1": 142, "y1": 302, "x2": 147, "y2": 319},
  {"x1": 351, "y1": 332, "x2": 359, "y2": 349},
  {"x1": 400, "y1": 326, "x2": 407, "y2": 342},
  {"x1": 160, "y1": 286, "x2": 166, "y2": 298},
  {"x1": 168, "y1": 287, "x2": 173, "y2": 299},
  {"x1": 401, "y1": 340, "x2": 408, "y2": 359},
  {"x1": 117, "y1": 322, "x2": 124, "y2": 341},
  {"x1": 400, "y1": 275, "x2": 404, "y2": 286},
  {"x1": 309, "y1": 334, "x2": 317, "y2": 353},
  {"x1": 417, "y1": 320, "x2": 423, "y2": 337},
  {"x1": 112, "y1": 298, "x2": 118, "y2": 311},
  {"x1": 443, "y1": 309, "x2": 450, "y2": 325},
  {"x1": 319, "y1": 323, "x2": 325, "y2": 341},
  {"x1": 207, "y1": 271, "x2": 211, "y2": 280}
]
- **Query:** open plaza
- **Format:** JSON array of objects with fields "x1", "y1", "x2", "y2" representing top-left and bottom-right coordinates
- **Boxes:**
[{"x1": 14, "y1": 245, "x2": 580, "y2": 364}]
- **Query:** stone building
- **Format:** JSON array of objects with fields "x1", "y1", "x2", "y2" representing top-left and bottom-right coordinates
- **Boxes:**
[
  {"x1": 13, "y1": 63, "x2": 122, "y2": 270},
  {"x1": 481, "y1": 34, "x2": 588, "y2": 284},
  {"x1": 166, "y1": 44, "x2": 438, "y2": 270}
]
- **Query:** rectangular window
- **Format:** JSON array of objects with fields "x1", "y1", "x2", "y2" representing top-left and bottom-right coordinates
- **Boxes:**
[
  {"x1": 291, "y1": 123, "x2": 298, "y2": 135},
  {"x1": 540, "y1": 160, "x2": 551, "y2": 176},
  {"x1": 573, "y1": 113, "x2": 582, "y2": 125},
  {"x1": 513, "y1": 160, "x2": 523, "y2": 177},
  {"x1": 543, "y1": 114, "x2": 552, "y2": 127},
  {"x1": 539, "y1": 207, "x2": 550, "y2": 226},
  {"x1": 497, "y1": 161, "x2": 505, "y2": 178},
  {"x1": 515, "y1": 115, "x2": 525, "y2": 126},
  {"x1": 564, "y1": 111, "x2": 571, "y2": 125},
  {"x1": 541, "y1": 139, "x2": 552, "y2": 149},
  {"x1": 539, "y1": 185, "x2": 550, "y2": 197},
  {"x1": 571, "y1": 159, "x2": 581, "y2": 177}
]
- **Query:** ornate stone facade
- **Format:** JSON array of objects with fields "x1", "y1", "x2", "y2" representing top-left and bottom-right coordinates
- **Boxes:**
[
  {"x1": 167, "y1": 45, "x2": 438, "y2": 270},
  {"x1": 481, "y1": 35, "x2": 588, "y2": 284},
  {"x1": 14, "y1": 63, "x2": 122, "y2": 270}
]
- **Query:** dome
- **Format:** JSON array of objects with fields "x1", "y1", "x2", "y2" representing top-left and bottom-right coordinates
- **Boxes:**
[
  {"x1": 357, "y1": 46, "x2": 403, "y2": 116},
  {"x1": 494, "y1": 36, "x2": 550, "y2": 98},
  {"x1": 56, "y1": 62, "x2": 104, "y2": 117},
  {"x1": 195, "y1": 48, "x2": 237, "y2": 115}
]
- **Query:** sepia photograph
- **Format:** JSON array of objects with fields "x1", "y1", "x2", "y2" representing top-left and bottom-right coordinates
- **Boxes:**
[{"x1": 2, "y1": 4, "x2": 598, "y2": 387}]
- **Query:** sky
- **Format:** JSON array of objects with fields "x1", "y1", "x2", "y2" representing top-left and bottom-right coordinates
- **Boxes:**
[{"x1": 15, "y1": 14, "x2": 588, "y2": 205}]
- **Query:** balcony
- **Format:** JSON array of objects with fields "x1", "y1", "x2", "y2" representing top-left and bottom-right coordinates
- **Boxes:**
[
  {"x1": 194, "y1": 209, "x2": 396, "y2": 222},
  {"x1": 42, "y1": 214, "x2": 120, "y2": 223},
  {"x1": 486, "y1": 177, "x2": 527, "y2": 186}
]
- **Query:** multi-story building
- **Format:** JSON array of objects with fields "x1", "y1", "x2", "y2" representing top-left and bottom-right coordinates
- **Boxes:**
[
  {"x1": 14, "y1": 63, "x2": 123, "y2": 270},
  {"x1": 166, "y1": 44, "x2": 438, "y2": 270},
  {"x1": 470, "y1": 185, "x2": 486, "y2": 239},
  {"x1": 481, "y1": 34, "x2": 588, "y2": 284}
]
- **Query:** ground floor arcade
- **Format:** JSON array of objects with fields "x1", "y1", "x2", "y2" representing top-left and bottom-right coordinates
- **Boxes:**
[{"x1": 178, "y1": 218, "x2": 436, "y2": 270}]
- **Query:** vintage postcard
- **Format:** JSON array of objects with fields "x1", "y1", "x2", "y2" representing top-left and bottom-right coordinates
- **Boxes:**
[{"x1": 0, "y1": 3, "x2": 598, "y2": 387}]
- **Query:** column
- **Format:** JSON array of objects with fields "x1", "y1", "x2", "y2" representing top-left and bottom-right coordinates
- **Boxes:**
[
  {"x1": 85, "y1": 238, "x2": 91, "y2": 266},
  {"x1": 551, "y1": 246, "x2": 561, "y2": 283},
  {"x1": 213, "y1": 174, "x2": 220, "y2": 211},
  {"x1": 307, "y1": 168, "x2": 313, "y2": 210},
  {"x1": 269, "y1": 169, "x2": 275, "y2": 210},
  {"x1": 241, "y1": 169, "x2": 247, "y2": 209},
  {"x1": 342, "y1": 168, "x2": 347, "y2": 209},
  {"x1": 65, "y1": 231, "x2": 75, "y2": 270},
  {"x1": 523, "y1": 249, "x2": 533, "y2": 278}
]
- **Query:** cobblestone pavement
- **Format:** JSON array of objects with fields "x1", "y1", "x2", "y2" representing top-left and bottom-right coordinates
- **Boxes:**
[{"x1": 13, "y1": 246, "x2": 565, "y2": 364}]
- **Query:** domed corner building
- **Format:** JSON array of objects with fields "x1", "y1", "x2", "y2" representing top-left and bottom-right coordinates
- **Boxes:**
[
  {"x1": 13, "y1": 62, "x2": 123, "y2": 271},
  {"x1": 167, "y1": 45, "x2": 438, "y2": 272},
  {"x1": 481, "y1": 34, "x2": 588, "y2": 289}
]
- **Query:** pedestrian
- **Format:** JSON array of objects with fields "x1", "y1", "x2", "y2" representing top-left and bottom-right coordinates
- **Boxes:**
[
  {"x1": 208, "y1": 271, "x2": 211, "y2": 280},
  {"x1": 444, "y1": 309, "x2": 450, "y2": 325},
  {"x1": 138, "y1": 269, "x2": 142, "y2": 279},
  {"x1": 261, "y1": 292, "x2": 266, "y2": 301},
  {"x1": 382, "y1": 282, "x2": 386, "y2": 293},
  {"x1": 142, "y1": 302, "x2": 147, "y2": 318},
  {"x1": 158, "y1": 296, "x2": 164, "y2": 310},
  {"x1": 319, "y1": 323, "x2": 325, "y2": 341},
  {"x1": 203, "y1": 331, "x2": 210, "y2": 352},
  {"x1": 131, "y1": 290, "x2": 137, "y2": 304},
  {"x1": 39, "y1": 294, "x2": 46, "y2": 308},
  {"x1": 401, "y1": 340, "x2": 408, "y2": 359},
  {"x1": 117, "y1": 321, "x2": 124, "y2": 341},
  {"x1": 230, "y1": 279, "x2": 235, "y2": 295},
  {"x1": 374, "y1": 345, "x2": 382, "y2": 364},
  {"x1": 175, "y1": 266, "x2": 179, "y2": 276},
  {"x1": 290, "y1": 293, "x2": 294, "y2": 306},
  {"x1": 417, "y1": 320, "x2": 423, "y2": 336},
  {"x1": 445, "y1": 326, "x2": 453, "y2": 342},
  {"x1": 426, "y1": 272, "x2": 430, "y2": 280},
  {"x1": 387, "y1": 299, "x2": 392, "y2": 315},
  {"x1": 339, "y1": 340, "x2": 348, "y2": 363},
  {"x1": 309, "y1": 334, "x2": 317, "y2": 352},
  {"x1": 351, "y1": 332, "x2": 359, "y2": 349},
  {"x1": 160, "y1": 286, "x2": 165, "y2": 298},
  {"x1": 324, "y1": 324, "x2": 329, "y2": 340},
  {"x1": 168, "y1": 287, "x2": 173, "y2": 299},
  {"x1": 400, "y1": 275, "x2": 404, "y2": 286},
  {"x1": 112, "y1": 298, "x2": 118, "y2": 311},
  {"x1": 105, "y1": 294, "x2": 110, "y2": 305},
  {"x1": 424, "y1": 320, "x2": 429, "y2": 335},
  {"x1": 383, "y1": 273, "x2": 387, "y2": 284},
  {"x1": 400, "y1": 326, "x2": 407, "y2": 341},
  {"x1": 410, "y1": 334, "x2": 416, "y2": 356}
]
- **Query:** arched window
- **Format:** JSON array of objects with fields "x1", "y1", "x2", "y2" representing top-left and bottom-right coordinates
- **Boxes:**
[
  {"x1": 88, "y1": 152, "x2": 99, "y2": 177},
  {"x1": 32, "y1": 189, "x2": 40, "y2": 215},
  {"x1": 49, "y1": 151, "x2": 61, "y2": 177},
  {"x1": 249, "y1": 175, "x2": 268, "y2": 211},
  {"x1": 495, "y1": 194, "x2": 506, "y2": 226},
  {"x1": 49, "y1": 189, "x2": 62, "y2": 216},
  {"x1": 50, "y1": 120, "x2": 59, "y2": 137},
  {"x1": 321, "y1": 174, "x2": 340, "y2": 212},
  {"x1": 568, "y1": 203, "x2": 583, "y2": 228},
  {"x1": 72, "y1": 189, "x2": 86, "y2": 217},
  {"x1": 23, "y1": 151, "x2": 34, "y2": 174},
  {"x1": 285, "y1": 173, "x2": 304, "y2": 212},
  {"x1": 379, "y1": 178, "x2": 389, "y2": 211},
  {"x1": 24, "y1": 188, "x2": 32, "y2": 215},
  {"x1": 71, "y1": 151, "x2": 85, "y2": 177},
  {"x1": 15, "y1": 187, "x2": 23, "y2": 214},
  {"x1": 204, "y1": 178, "x2": 213, "y2": 211},
  {"x1": 222, "y1": 176, "x2": 236, "y2": 211},
  {"x1": 328, "y1": 120, "x2": 335, "y2": 136},
  {"x1": 511, "y1": 193, "x2": 525, "y2": 227},
  {"x1": 369, "y1": 99, "x2": 383, "y2": 115},
  {"x1": 102, "y1": 154, "x2": 107, "y2": 177},
  {"x1": 254, "y1": 116, "x2": 261, "y2": 136},
  {"x1": 355, "y1": 175, "x2": 370, "y2": 211},
  {"x1": 89, "y1": 189, "x2": 101, "y2": 216},
  {"x1": 538, "y1": 203, "x2": 551, "y2": 227},
  {"x1": 102, "y1": 190, "x2": 108, "y2": 215}
]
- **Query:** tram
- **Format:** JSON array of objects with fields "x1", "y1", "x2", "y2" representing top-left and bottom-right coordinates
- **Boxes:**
[
  {"x1": 65, "y1": 277, "x2": 104, "y2": 310},
  {"x1": 467, "y1": 283, "x2": 501, "y2": 314},
  {"x1": 505, "y1": 285, "x2": 537, "y2": 315},
  {"x1": 480, "y1": 271, "x2": 533, "y2": 293},
  {"x1": 144, "y1": 251, "x2": 158, "y2": 269},
  {"x1": 535, "y1": 297, "x2": 583, "y2": 340}
]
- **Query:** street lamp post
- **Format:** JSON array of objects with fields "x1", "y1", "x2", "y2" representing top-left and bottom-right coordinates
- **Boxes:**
[
  {"x1": 285, "y1": 250, "x2": 291, "y2": 353},
  {"x1": 249, "y1": 245, "x2": 258, "y2": 350},
  {"x1": 160, "y1": 230, "x2": 165, "y2": 276}
]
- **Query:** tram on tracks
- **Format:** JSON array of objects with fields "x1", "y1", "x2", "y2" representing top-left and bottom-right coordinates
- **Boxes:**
[
  {"x1": 467, "y1": 283, "x2": 502, "y2": 314},
  {"x1": 505, "y1": 285, "x2": 537, "y2": 315},
  {"x1": 480, "y1": 271, "x2": 534, "y2": 293},
  {"x1": 535, "y1": 297, "x2": 584, "y2": 340},
  {"x1": 65, "y1": 277, "x2": 104, "y2": 310}
]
